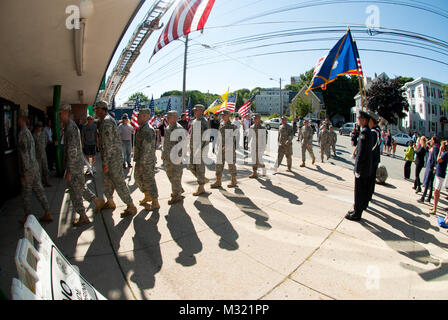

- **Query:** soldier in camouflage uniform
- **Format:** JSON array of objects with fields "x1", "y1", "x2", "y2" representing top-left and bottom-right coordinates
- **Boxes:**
[
  {"x1": 318, "y1": 125, "x2": 331, "y2": 162},
  {"x1": 329, "y1": 126, "x2": 337, "y2": 157},
  {"x1": 189, "y1": 104, "x2": 210, "y2": 196},
  {"x1": 163, "y1": 110, "x2": 187, "y2": 205},
  {"x1": 300, "y1": 120, "x2": 316, "y2": 167},
  {"x1": 134, "y1": 108, "x2": 160, "y2": 211},
  {"x1": 59, "y1": 105, "x2": 106, "y2": 227},
  {"x1": 17, "y1": 110, "x2": 53, "y2": 224},
  {"x1": 211, "y1": 110, "x2": 238, "y2": 188},
  {"x1": 33, "y1": 122, "x2": 52, "y2": 187},
  {"x1": 95, "y1": 101, "x2": 137, "y2": 218},
  {"x1": 276, "y1": 116, "x2": 294, "y2": 172},
  {"x1": 248, "y1": 113, "x2": 266, "y2": 179}
]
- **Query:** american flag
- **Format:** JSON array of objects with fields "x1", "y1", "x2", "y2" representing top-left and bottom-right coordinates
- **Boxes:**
[
  {"x1": 151, "y1": 0, "x2": 216, "y2": 60},
  {"x1": 352, "y1": 40, "x2": 364, "y2": 77},
  {"x1": 226, "y1": 94, "x2": 236, "y2": 112},
  {"x1": 238, "y1": 95, "x2": 255, "y2": 118},
  {"x1": 148, "y1": 96, "x2": 157, "y2": 127},
  {"x1": 130, "y1": 96, "x2": 141, "y2": 129},
  {"x1": 163, "y1": 98, "x2": 172, "y2": 128}
]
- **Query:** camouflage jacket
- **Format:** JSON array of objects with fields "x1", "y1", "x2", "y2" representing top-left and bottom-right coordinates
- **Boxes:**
[
  {"x1": 190, "y1": 117, "x2": 210, "y2": 151},
  {"x1": 329, "y1": 131, "x2": 337, "y2": 144},
  {"x1": 98, "y1": 115, "x2": 123, "y2": 167},
  {"x1": 134, "y1": 122, "x2": 156, "y2": 167},
  {"x1": 163, "y1": 122, "x2": 187, "y2": 163},
  {"x1": 318, "y1": 130, "x2": 331, "y2": 145},
  {"x1": 218, "y1": 120, "x2": 237, "y2": 150},
  {"x1": 33, "y1": 131, "x2": 47, "y2": 159},
  {"x1": 278, "y1": 124, "x2": 293, "y2": 147},
  {"x1": 64, "y1": 119, "x2": 84, "y2": 174},
  {"x1": 302, "y1": 126, "x2": 314, "y2": 144},
  {"x1": 18, "y1": 126, "x2": 38, "y2": 177}
]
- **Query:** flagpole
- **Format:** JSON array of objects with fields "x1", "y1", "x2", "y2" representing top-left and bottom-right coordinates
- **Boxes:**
[{"x1": 182, "y1": 34, "x2": 189, "y2": 113}]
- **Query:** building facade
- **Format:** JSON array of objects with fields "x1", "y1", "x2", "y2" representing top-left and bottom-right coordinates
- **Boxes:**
[
  {"x1": 255, "y1": 88, "x2": 295, "y2": 115},
  {"x1": 290, "y1": 86, "x2": 326, "y2": 119},
  {"x1": 123, "y1": 95, "x2": 183, "y2": 114}
]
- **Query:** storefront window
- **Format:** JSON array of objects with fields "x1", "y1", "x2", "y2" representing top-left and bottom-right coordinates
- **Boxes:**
[{"x1": 3, "y1": 103, "x2": 17, "y2": 152}]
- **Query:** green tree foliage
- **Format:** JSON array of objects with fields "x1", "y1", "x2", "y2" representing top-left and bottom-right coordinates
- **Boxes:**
[
  {"x1": 285, "y1": 69, "x2": 314, "y2": 92},
  {"x1": 396, "y1": 76, "x2": 414, "y2": 88},
  {"x1": 128, "y1": 92, "x2": 149, "y2": 103},
  {"x1": 292, "y1": 96, "x2": 313, "y2": 118},
  {"x1": 268, "y1": 113, "x2": 280, "y2": 119},
  {"x1": 366, "y1": 77, "x2": 410, "y2": 125},
  {"x1": 442, "y1": 84, "x2": 448, "y2": 111},
  {"x1": 318, "y1": 76, "x2": 359, "y2": 120}
]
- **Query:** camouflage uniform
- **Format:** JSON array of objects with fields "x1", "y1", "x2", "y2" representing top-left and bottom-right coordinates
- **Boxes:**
[
  {"x1": 33, "y1": 130, "x2": 49, "y2": 182},
  {"x1": 216, "y1": 120, "x2": 237, "y2": 178},
  {"x1": 163, "y1": 122, "x2": 187, "y2": 198},
  {"x1": 189, "y1": 117, "x2": 209, "y2": 185},
  {"x1": 98, "y1": 114, "x2": 133, "y2": 204},
  {"x1": 18, "y1": 126, "x2": 50, "y2": 215},
  {"x1": 318, "y1": 129, "x2": 331, "y2": 162},
  {"x1": 301, "y1": 126, "x2": 315, "y2": 162},
  {"x1": 277, "y1": 123, "x2": 294, "y2": 169},
  {"x1": 134, "y1": 122, "x2": 158, "y2": 199},
  {"x1": 64, "y1": 119, "x2": 97, "y2": 214},
  {"x1": 329, "y1": 130, "x2": 337, "y2": 156},
  {"x1": 249, "y1": 122, "x2": 266, "y2": 171}
]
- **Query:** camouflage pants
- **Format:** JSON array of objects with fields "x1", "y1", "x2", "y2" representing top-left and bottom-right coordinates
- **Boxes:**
[
  {"x1": 21, "y1": 169, "x2": 50, "y2": 215},
  {"x1": 37, "y1": 153, "x2": 49, "y2": 181},
  {"x1": 277, "y1": 145, "x2": 292, "y2": 169},
  {"x1": 320, "y1": 144, "x2": 330, "y2": 161},
  {"x1": 134, "y1": 163, "x2": 158, "y2": 199},
  {"x1": 331, "y1": 143, "x2": 336, "y2": 155},
  {"x1": 301, "y1": 142, "x2": 315, "y2": 162},
  {"x1": 216, "y1": 153, "x2": 237, "y2": 178},
  {"x1": 102, "y1": 163, "x2": 132, "y2": 205},
  {"x1": 189, "y1": 163, "x2": 206, "y2": 186},
  {"x1": 68, "y1": 173, "x2": 97, "y2": 214},
  {"x1": 166, "y1": 162, "x2": 183, "y2": 197}
]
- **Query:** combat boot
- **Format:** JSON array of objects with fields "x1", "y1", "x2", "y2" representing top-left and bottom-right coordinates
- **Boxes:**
[
  {"x1": 204, "y1": 177, "x2": 210, "y2": 184},
  {"x1": 168, "y1": 194, "x2": 183, "y2": 205},
  {"x1": 121, "y1": 203, "x2": 137, "y2": 218},
  {"x1": 300, "y1": 161, "x2": 306, "y2": 167},
  {"x1": 144, "y1": 198, "x2": 160, "y2": 211},
  {"x1": 249, "y1": 169, "x2": 258, "y2": 179},
  {"x1": 312, "y1": 156, "x2": 316, "y2": 165},
  {"x1": 103, "y1": 199, "x2": 116, "y2": 210},
  {"x1": 228, "y1": 176, "x2": 238, "y2": 188},
  {"x1": 193, "y1": 184, "x2": 206, "y2": 196},
  {"x1": 93, "y1": 198, "x2": 106, "y2": 213},
  {"x1": 39, "y1": 210, "x2": 53, "y2": 223},
  {"x1": 139, "y1": 192, "x2": 152, "y2": 205},
  {"x1": 211, "y1": 177, "x2": 222, "y2": 189}
]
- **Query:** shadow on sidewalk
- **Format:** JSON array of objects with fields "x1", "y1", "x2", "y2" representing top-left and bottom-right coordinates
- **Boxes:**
[
  {"x1": 219, "y1": 188, "x2": 271, "y2": 231},
  {"x1": 193, "y1": 194, "x2": 239, "y2": 251},
  {"x1": 257, "y1": 178, "x2": 302, "y2": 205},
  {"x1": 309, "y1": 165, "x2": 345, "y2": 181},
  {"x1": 166, "y1": 202, "x2": 202, "y2": 267},
  {"x1": 277, "y1": 171, "x2": 327, "y2": 192}
]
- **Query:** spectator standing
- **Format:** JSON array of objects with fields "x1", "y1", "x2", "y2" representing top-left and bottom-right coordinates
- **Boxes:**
[
  {"x1": 117, "y1": 114, "x2": 134, "y2": 169},
  {"x1": 413, "y1": 136, "x2": 427, "y2": 193},
  {"x1": 418, "y1": 136, "x2": 439, "y2": 203},
  {"x1": 404, "y1": 141, "x2": 414, "y2": 179},
  {"x1": 81, "y1": 115, "x2": 98, "y2": 173}
]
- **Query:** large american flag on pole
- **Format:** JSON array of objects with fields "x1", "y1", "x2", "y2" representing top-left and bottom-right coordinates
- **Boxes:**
[
  {"x1": 216, "y1": 94, "x2": 236, "y2": 114},
  {"x1": 130, "y1": 96, "x2": 141, "y2": 129},
  {"x1": 150, "y1": 0, "x2": 216, "y2": 60},
  {"x1": 163, "y1": 98, "x2": 172, "y2": 128},
  {"x1": 148, "y1": 96, "x2": 157, "y2": 127},
  {"x1": 238, "y1": 95, "x2": 255, "y2": 118}
]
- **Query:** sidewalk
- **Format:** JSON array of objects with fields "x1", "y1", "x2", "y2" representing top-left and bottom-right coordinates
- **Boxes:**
[{"x1": 1, "y1": 148, "x2": 447, "y2": 300}]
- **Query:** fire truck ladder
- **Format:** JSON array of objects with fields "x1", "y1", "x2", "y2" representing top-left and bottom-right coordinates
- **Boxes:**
[{"x1": 101, "y1": 0, "x2": 175, "y2": 105}]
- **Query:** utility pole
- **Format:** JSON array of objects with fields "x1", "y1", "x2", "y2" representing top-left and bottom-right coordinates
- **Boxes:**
[
  {"x1": 182, "y1": 34, "x2": 189, "y2": 113},
  {"x1": 280, "y1": 78, "x2": 283, "y2": 116},
  {"x1": 429, "y1": 79, "x2": 433, "y2": 136}
]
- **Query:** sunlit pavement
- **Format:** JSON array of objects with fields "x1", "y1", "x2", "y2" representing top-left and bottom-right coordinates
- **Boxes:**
[{"x1": 1, "y1": 139, "x2": 447, "y2": 300}]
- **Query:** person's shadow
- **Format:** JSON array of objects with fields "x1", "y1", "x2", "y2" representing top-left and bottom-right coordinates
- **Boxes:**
[
  {"x1": 257, "y1": 178, "x2": 302, "y2": 205},
  {"x1": 193, "y1": 194, "x2": 239, "y2": 250},
  {"x1": 166, "y1": 202, "x2": 203, "y2": 267},
  {"x1": 276, "y1": 170, "x2": 327, "y2": 192},
  {"x1": 220, "y1": 188, "x2": 271, "y2": 230},
  {"x1": 312, "y1": 165, "x2": 345, "y2": 181},
  {"x1": 130, "y1": 209, "x2": 163, "y2": 298}
]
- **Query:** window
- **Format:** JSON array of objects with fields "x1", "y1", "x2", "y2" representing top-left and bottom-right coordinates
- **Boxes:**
[
  {"x1": 419, "y1": 104, "x2": 423, "y2": 113},
  {"x1": 411, "y1": 90, "x2": 415, "y2": 98},
  {"x1": 427, "y1": 103, "x2": 430, "y2": 114},
  {"x1": 3, "y1": 103, "x2": 18, "y2": 152},
  {"x1": 411, "y1": 105, "x2": 416, "y2": 113},
  {"x1": 426, "y1": 86, "x2": 429, "y2": 97},
  {"x1": 418, "y1": 87, "x2": 422, "y2": 98}
]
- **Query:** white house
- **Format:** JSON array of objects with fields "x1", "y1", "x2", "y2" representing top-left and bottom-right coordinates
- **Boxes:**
[
  {"x1": 255, "y1": 88, "x2": 295, "y2": 115},
  {"x1": 401, "y1": 77, "x2": 447, "y2": 137}
]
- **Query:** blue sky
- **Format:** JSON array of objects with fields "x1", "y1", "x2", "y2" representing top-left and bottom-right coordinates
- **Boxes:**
[{"x1": 110, "y1": 0, "x2": 448, "y2": 105}]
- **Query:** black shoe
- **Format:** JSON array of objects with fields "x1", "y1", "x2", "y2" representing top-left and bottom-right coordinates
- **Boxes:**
[
  {"x1": 417, "y1": 198, "x2": 424, "y2": 203},
  {"x1": 426, "y1": 198, "x2": 431, "y2": 203},
  {"x1": 345, "y1": 212, "x2": 361, "y2": 221}
]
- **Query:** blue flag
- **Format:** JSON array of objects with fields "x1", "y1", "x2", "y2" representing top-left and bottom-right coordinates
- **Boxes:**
[
  {"x1": 148, "y1": 96, "x2": 155, "y2": 115},
  {"x1": 306, "y1": 29, "x2": 362, "y2": 94}
]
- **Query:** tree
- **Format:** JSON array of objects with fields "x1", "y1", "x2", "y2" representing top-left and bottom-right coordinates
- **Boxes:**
[
  {"x1": 366, "y1": 77, "x2": 409, "y2": 125},
  {"x1": 285, "y1": 69, "x2": 314, "y2": 92},
  {"x1": 395, "y1": 76, "x2": 414, "y2": 88},
  {"x1": 292, "y1": 96, "x2": 313, "y2": 118},
  {"x1": 319, "y1": 75, "x2": 359, "y2": 120},
  {"x1": 442, "y1": 84, "x2": 448, "y2": 112},
  {"x1": 128, "y1": 92, "x2": 149, "y2": 103}
]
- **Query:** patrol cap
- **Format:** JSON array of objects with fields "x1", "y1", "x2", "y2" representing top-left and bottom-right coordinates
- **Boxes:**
[
  {"x1": 222, "y1": 110, "x2": 231, "y2": 116},
  {"x1": 167, "y1": 110, "x2": 178, "y2": 117},
  {"x1": 139, "y1": 108, "x2": 151, "y2": 115},
  {"x1": 253, "y1": 113, "x2": 261, "y2": 118},
  {"x1": 95, "y1": 100, "x2": 108, "y2": 110},
  {"x1": 193, "y1": 104, "x2": 205, "y2": 111},
  {"x1": 122, "y1": 113, "x2": 129, "y2": 119},
  {"x1": 60, "y1": 104, "x2": 72, "y2": 112},
  {"x1": 357, "y1": 110, "x2": 371, "y2": 120},
  {"x1": 281, "y1": 115, "x2": 287, "y2": 120}
]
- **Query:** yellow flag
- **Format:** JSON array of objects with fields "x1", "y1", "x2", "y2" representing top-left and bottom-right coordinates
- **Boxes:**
[{"x1": 204, "y1": 90, "x2": 229, "y2": 115}]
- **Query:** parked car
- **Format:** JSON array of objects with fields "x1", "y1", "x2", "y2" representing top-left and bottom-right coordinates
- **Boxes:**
[
  {"x1": 264, "y1": 118, "x2": 290, "y2": 130},
  {"x1": 339, "y1": 122, "x2": 355, "y2": 136},
  {"x1": 393, "y1": 133, "x2": 413, "y2": 146}
]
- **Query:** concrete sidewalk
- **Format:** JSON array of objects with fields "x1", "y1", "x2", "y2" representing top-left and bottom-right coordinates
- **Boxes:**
[{"x1": 1, "y1": 148, "x2": 448, "y2": 300}]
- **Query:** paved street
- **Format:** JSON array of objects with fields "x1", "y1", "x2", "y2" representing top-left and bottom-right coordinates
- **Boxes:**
[{"x1": 1, "y1": 136, "x2": 447, "y2": 300}]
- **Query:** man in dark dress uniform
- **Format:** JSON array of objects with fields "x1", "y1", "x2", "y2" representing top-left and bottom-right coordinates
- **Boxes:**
[
  {"x1": 367, "y1": 111, "x2": 381, "y2": 204},
  {"x1": 346, "y1": 111, "x2": 373, "y2": 222}
]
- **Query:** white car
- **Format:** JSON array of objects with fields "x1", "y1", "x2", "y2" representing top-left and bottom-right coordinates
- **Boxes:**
[{"x1": 393, "y1": 133, "x2": 413, "y2": 146}]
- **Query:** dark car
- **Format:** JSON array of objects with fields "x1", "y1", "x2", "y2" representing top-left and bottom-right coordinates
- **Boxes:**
[{"x1": 339, "y1": 122, "x2": 355, "y2": 136}]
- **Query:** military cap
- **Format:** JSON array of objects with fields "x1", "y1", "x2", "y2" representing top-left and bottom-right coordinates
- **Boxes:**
[
  {"x1": 139, "y1": 108, "x2": 151, "y2": 115},
  {"x1": 222, "y1": 110, "x2": 231, "y2": 115},
  {"x1": 193, "y1": 104, "x2": 205, "y2": 110},
  {"x1": 253, "y1": 113, "x2": 261, "y2": 118},
  {"x1": 281, "y1": 115, "x2": 287, "y2": 120},
  {"x1": 357, "y1": 110, "x2": 371, "y2": 119},
  {"x1": 167, "y1": 110, "x2": 178, "y2": 117},
  {"x1": 122, "y1": 113, "x2": 129, "y2": 119},
  {"x1": 60, "y1": 104, "x2": 72, "y2": 112},
  {"x1": 95, "y1": 100, "x2": 108, "y2": 110}
]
